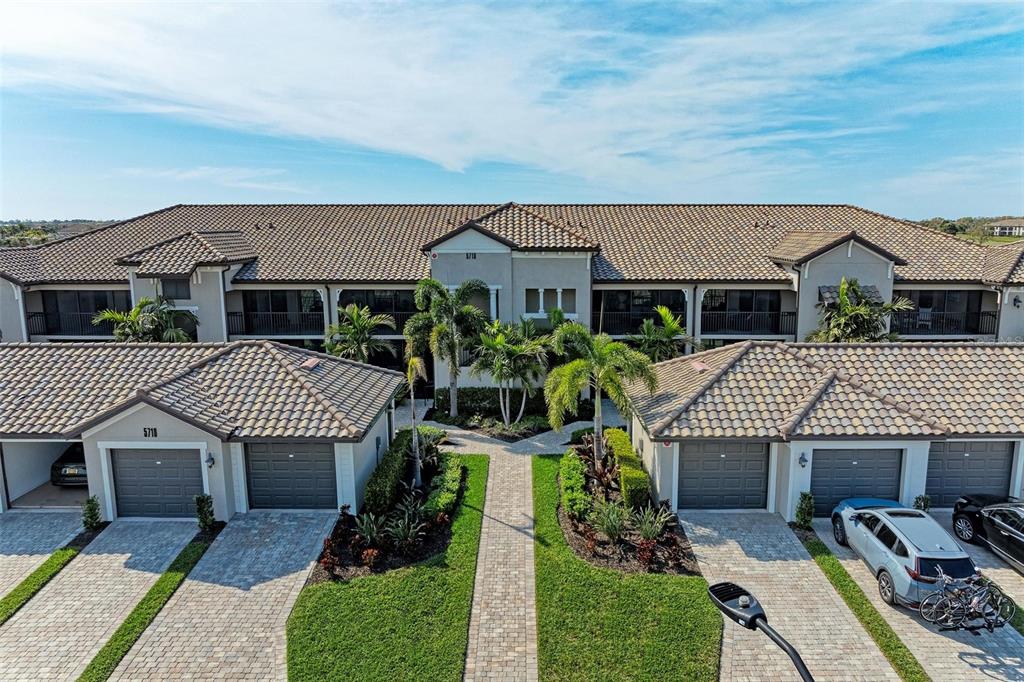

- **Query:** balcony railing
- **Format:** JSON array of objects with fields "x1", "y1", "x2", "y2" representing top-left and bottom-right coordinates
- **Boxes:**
[
  {"x1": 228, "y1": 311, "x2": 324, "y2": 336},
  {"x1": 591, "y1": 311, "x2": 687, "y2": 336},
  {"x1": 891, "y1": 311, "x2": 997, "y2": 336},
  {"x1": 26, "y1": 312, "x2": 115, "y2": 336},
  {"x1": 701, "y1": 311, "x2": 796, "y2": 336}
]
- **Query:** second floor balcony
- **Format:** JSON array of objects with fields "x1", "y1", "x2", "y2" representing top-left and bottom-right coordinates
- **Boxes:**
[
  {"x1": 891, "y1": 310, "x2": 997, "y2": 336},
  {"x1": 700, "y1": 310, "x2": 797, "y2": 335},
  {"x1": 27, "y1": 311, "x2": 115, "y2": 337},
  {"x1": 338, "y1": 289, "x2": 416, "y2": 334},
  {"x1": 592, "y1": 289, "x2": 688, "y2": 335},
  {"x1": 227, "y1": 311, "x2": 324, "y2": 336}
]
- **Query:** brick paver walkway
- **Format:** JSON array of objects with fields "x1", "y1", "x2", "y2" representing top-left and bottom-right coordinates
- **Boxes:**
[
  {"x1": 681, "y1": 512, "x2": 899, "y2": 681},
  {"x1": 0, "y1": 518, "x2": 195, "y2": 681},
  {"x1": 0, "y1": 510, "x2": 81, "y2": 599},
  {"x1": 933, "y1": 510, "x2": 1024, "y2": 607},
  {"x1": 111, "y1": 511, "x2": 335, "y2": 681},
  {"x1": 813, "y1": 518, "x2": 1024, "y2": 681}
]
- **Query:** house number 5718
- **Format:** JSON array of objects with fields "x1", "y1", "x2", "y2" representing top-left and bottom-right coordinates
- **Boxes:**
[{"x1": 143, "y1": 427, "x2": 158, "y2": 438}]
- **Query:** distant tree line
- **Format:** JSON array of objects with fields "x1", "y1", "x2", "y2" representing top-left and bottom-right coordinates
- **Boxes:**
[
  {"x1": 918, "y1": 215, "x2": 1018, "y2": 244},
  {"x1": 0, "y1": 219, "x2": 112, "y2": 246}
]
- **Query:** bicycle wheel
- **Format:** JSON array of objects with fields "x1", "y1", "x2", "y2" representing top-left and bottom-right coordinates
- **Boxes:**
[
  {"x1": 995, "y1": 594, "x2": 1016, "y2": 627},
  {"x1": 931, "y1": 596, "x2": 967, "y2": 628},
  {"x1": 919, "y1": 591, "x2": 947, "y2": 623}
]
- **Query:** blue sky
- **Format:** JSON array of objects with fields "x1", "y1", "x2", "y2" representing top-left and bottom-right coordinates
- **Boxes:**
[{"x1": 1, "y1": 1, "x2": 1022, "y2": 220}]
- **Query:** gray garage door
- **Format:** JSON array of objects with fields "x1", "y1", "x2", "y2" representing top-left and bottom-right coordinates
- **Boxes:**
[
  {"x1": 112, "y1": 448, "x2": 203, "y2": 517},
  {"x1": 810, "y1": 449, "x2": 902, "y2": 516},
  {"x1": 927, "y1": 441, "x2": 1013, "y2": 507},
  {"x1": 678, "y1": 441, "x2": 768, "y2": 509},
  {"x1": 246, "y1": 442, "x2": 336, "y2": 509}
]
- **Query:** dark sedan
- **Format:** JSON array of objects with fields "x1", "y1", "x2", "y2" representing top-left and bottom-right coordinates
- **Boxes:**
[
  {"x1": 50, "y1": 443, "x2": 87, "y2": 486},
  {"x1": 953, "y1": 494, "x2": 1024, "y2": 574}
]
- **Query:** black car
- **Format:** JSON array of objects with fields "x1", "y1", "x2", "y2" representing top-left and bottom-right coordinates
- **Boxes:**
[
  {"x1": 953, "y1": 494, "x2": 1024, "y2": 573},
  {"x1": 50, "y1": 443, "x2": 87, "y2": 486}
]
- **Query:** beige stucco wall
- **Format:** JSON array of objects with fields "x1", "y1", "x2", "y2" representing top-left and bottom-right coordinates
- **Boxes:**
[
  {"x1": 998, "y1": 287, "x2": 1024, "y2": 341},
  {"x1": 82, "y1": 404, "x2": 233, "y2": 521},
  {"x1": 796, "y1": 242, "x2": 895, "y2": 340},
  {"x1": 510, "y1": 255, "x2": 591, "y2": 322},
  {"x1": 130, "y1": 268, "x2": 228, "y2": 342},
  {"x1": 0, "y1": 279, "x2": 26, "y2": 342},
  {"x1": 351, "y1": 410, "x2": 391, "y2": 512}
]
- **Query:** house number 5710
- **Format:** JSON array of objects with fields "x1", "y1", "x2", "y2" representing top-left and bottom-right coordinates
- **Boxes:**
[{"x1": 143, "y1": 427, "x2": 158, "y2": 438}]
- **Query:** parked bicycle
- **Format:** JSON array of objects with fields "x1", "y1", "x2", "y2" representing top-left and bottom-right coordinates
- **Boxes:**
[{"x1": 919, "y1": 566, "x2": 1016, "y2": 631}]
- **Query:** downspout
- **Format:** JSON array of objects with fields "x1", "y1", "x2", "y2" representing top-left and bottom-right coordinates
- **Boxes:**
[
  {"x1": 0, "y1": 442, "x2": 10, "y2": 512},
  {"x1": 994, "y1": 287, "x2": 1004, "y2": 341}
]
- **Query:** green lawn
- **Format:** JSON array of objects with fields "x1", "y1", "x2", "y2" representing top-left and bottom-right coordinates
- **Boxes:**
[
  {"x1": 800, "y1": 534, "x2": 930, "y2": 682},
  {"x1": 287, "y1": 454, "x2": 489, "y2": 682},
  {"x1": 533, "y1": 454, "x2": 720, "y2": 682},
  {"x1": 0, "y1": 547, "x2": 80, "y2": 625},
  {"x1": 78, "y1": 539, "x2": 213, "y2": 682}
]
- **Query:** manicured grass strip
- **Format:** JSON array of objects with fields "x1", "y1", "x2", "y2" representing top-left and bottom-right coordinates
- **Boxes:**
[
  {"x1": 0, "y1": 546, "x2": 80, "y2": 625},
  {"x1": 533, "y1": 454, "x2": 720, "y2": 682},
  {"x1": 287, "y1": 454, "x2": 489, "y2": 681},
  {"x1": 800, "y1": 535, "x2": 930, "y2": 682},
  {"x1": 78, "y1": 540, "x2": 212, "y2": 682}
]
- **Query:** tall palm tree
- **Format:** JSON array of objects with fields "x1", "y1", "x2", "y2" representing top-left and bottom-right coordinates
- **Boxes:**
[
  {"x1": 93, "y1": 296, "x2": 198, "y2": 342},
  {"x1": 545, "y1": 322, "x2": 657, "y2": 460},
  {"x1": 628, "y1": 305, "x2": 701, "y2": 362},
  {"x1": 325, "y1": 303, "x2": 396, "y2": 364},
  {"x1": 405, "y1": 354, "x2": 429, "y2": 488},
  {"x1": 807, "y1": 277, "x2": 913, "y2": 342},
  {"x1": 404, "y1": 278, "x2": 489, "y2": 418},
  {"x1": 470, "y1": 320, "x2": 549, "y2": 426}
]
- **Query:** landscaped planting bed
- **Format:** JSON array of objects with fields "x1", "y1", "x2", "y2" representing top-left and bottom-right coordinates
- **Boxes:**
[
  {"x1": 287, "y1": 454, "x2": 488, "y2": 681},
  {"x1": 557, "y1": 429, "x2": 697, "y2": 573},
  {"x1": 428, "y1": 387, "x2": 594, "y2": 442},
  {"x1": 310, "y1": 426, "x2": 461, "y2": 581},
  {"x1": 534, "y1": 454, "x2": 720, "y2": 681}
]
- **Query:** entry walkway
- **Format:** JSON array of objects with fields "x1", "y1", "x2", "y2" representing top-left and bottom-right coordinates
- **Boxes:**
[
  {"x1": 681, "y1": 511, "x2": 898, "y2": 681},
  {"x1": 0, "y1": 518, "x2": 195, "y2": 681},
  {"x1": 813, "y1": 518, "x2": 1024, "y2": 682},
  {"x1": 0, "y1": 510, "x2": 81, "y2": 599}
]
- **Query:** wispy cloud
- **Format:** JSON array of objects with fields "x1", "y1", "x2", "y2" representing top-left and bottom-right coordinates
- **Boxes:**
[
  {"x1": 118, "y1": 166, "x2": 311, "y2": 194},
  {"x1": 2, "y1": 1, "x2": 1022, "y2": 210}
]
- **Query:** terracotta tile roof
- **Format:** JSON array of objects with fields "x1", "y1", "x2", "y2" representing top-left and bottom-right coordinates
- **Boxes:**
[
  {"x1": 0, "y1": 341, "x2": 403, "y2": 440},
  {"x1": 422, "y1": 202, "x2": 599, "y2": 252},
  {"x1": 988, "y1": 218, "x2": 1024, "y2": 228},
  {"x1": 0, "y1": 203, "x2": 1014, "y2": 285},
  {"x1": 629, "y1": 341, "x2": 1024, "y2": 440},
  {"x1": 768, "y1": 230, "x2": 906, "y2": 266},
  {"x1": 984, "y1": 241, "x2": 1024, "y2": 286},
  {"x1": 818, "y1": 284, "x2": 883, "y2": 305},
  {"x1": 118, "y1": 229, "x2": 255, "y2": 277}
]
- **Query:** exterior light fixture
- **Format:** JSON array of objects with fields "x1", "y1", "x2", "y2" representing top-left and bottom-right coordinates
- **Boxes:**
[
  {"x1": 798, "y1": 453, "x2": 808, "y2": 468},
  {"x1": 206, "y1": 452, "x2": 215, "y2": 468},
  {"x1": 1014, "y1": 295, "x2": 1022, "y2": 309}
]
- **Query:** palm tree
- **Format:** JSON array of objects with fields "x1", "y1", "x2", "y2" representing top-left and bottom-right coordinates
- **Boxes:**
[
  {"x1": 93, "y1": 296, "x2": 198, "y2": 342},
  {"x1": 807, "y1": 277, "x2": 913, "y2": 342},
  {"x1": 545, "y1": 322, "x2": 657, "y2": 460},
  {"x1": 628, "y1": 305, "x2": 701, "y2": 362},
  {"x1": 470, "y1": 320, "x2": 549, "y2": 426},
  {"x1": 326, "y1": 303, "x2": 396, "y2": 364},
  {"x1": 405, "y1": 354, "x2": 429, "y2": 488},
  {"x1": 404, "y1": 278, "x2": 489, "y2": 418}
]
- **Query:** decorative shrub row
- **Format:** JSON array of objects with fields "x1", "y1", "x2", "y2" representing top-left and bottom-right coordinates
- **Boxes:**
[
  {"x1": 433, "y1": 387, "x2": 548, "y2": 417},
  {"x1": 605, "y1": 428, "x2": 651, "y2": 510},
  {"x1": 423, "y1": 454, "x2": 465, "y2": 518},
  {"x1": 559, "y1": 449, "x2": 591, "y2": 520},
  {"x1": 363, "y1": 426, "x2": 444, "y2": 515}
]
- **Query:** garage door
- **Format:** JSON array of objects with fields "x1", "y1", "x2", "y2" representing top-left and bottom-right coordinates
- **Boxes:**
[
  {"x1": 112, "y1": 448, "x2": 203, "y2": 517},
  {"x1": 810, "y1": 449, "x2": 902, "y2": 516},
  {"x1": 926, "y1": 441, "x2": 1013, "y2": 507},
  {"x1": 678, "y1": 441, "x2": 768, "y2": 509},
  {"x1": 246, "y1": 442, "x2": 336, "y2": 509}
]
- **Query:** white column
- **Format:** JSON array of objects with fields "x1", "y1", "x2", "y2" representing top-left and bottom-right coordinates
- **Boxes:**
[
  {"x1": 556, "y1": 288, "x2": 563, "y2": 311},
  {"x1": 321, "y1": 287, "x2": 331, "y2": 332},
  {"x1": 488, "y1": 287, "x2": 498, "y2": 321},
  {"x1": 538, "y1": 288, "x2": 546, "y2": 314},
  {"x1": 693, "y1": 287, "x2": 703, "y2": 342}
]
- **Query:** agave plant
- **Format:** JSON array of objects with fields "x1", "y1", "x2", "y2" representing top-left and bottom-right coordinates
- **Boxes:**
[
  {"x1": 354, "y1": 512, "x2": 386, "y2": 547},
  {"x1": 632, "y1": 505, "x2": 675, "y2": 541}
]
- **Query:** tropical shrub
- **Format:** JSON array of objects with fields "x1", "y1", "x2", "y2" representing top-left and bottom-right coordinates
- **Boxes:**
[
  {"x1": 423, "y1": 455, "x2": 465, "y2": 518},
  {"x1": 633, "y1": 506, "x2": 675, "y2": 541},
  {"x1": 605, "y1": 428, "x2": 651, "y2": 509},
  {"x1": 559, "y1": 450, "x2": 591, "y2": 520},
  {"x1": 795, "y1": 492, "x2": 815, "y2": 530},
  {"x1": 82, "y1": 495, "x2": 102, "y2": 531},
  {"x1": 913, "y1": 494, "x2": 932, "y2": 512},
  {"x1": 591, "y1": 498, "x2": 629, "y2": 543},
  {"x1": 194, "y1": 494, "x2": 215, "y2": 532},
  {"x1": 362, "y1": 426, "x2": 446, "y2": 515},
  {"x1": 354, "y1": 513, "x2": 386, "y2": 547},
  {"x1": 569, "y1": 427, "x2": 594, "y2": 444}
]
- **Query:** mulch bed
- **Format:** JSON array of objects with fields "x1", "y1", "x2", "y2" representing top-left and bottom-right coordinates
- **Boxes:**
[
  {"x1": 790, "y1": 523, "x2": 818, "y2": 544},
  {"x1": 556, "y1": 501, "x2": 700, "y2": 575},
  {"x1": 66, "y1": 521, "x2": 111, "y2": 550},
  {"x1": 192, "y1": 521, "x2": 226, "y2": 545},
  {"x1": 423, "y1": 409, "x2": 549, "y2": 443}
]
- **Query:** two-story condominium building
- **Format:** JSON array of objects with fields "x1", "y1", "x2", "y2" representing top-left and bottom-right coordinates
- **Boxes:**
[{"x1": 2, "y1": 203, "x2": 1023, "y2": 355}]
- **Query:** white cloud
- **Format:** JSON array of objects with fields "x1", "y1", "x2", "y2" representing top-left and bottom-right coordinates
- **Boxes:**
[
  {"x1": 881, "y1": 152, "x2": 1024, "y2": 218},
  {"x1": 1, "y1": 1, "x2": 1022, "y2": 207},
  {"x1": 117, "y1": 166, "x2": 311, "y2": 194}
]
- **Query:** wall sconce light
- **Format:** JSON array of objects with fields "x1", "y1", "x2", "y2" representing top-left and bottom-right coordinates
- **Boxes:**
[
  {"x1": 798, "y1": 453, "x2": 808, "y2": 468},
  {"x1": 205, "y1": 452, "x2": 215, "y2": 468},
  {"x1": 1014, "y1": 295, "x2": 1021, "y2": 309}
]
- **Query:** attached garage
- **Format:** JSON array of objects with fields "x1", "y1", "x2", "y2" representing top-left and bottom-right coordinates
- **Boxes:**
[
  {"x1": 926, "y1": 441, "x2": 1013, "y2": 507},
  {"x1": 810, "y1": 448, "x2": 902, "y2": 516},
  {"x1": 678, "y1": 441, "x2": 768, "y2": 509},
  {"x1": 245, "y1": 442, "x2": 337, "y2": 510},
  {"x1": 112, "y1": 448, "x2": 203, "y2": 517}
]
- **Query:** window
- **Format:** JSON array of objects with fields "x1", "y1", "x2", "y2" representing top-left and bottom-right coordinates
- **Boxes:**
[
  {"x1": 161, "y1": 278, "x2": 191, "y2": 300},
  {"x1": 856, "y1": 513, "x2": 881, "y2": 532},
  {"x1": 917, "y1": 557, "x2": 976, "y2": 580},
  {"x1": 992, "y1": 510, "x2": 1024, "y2": 531},
  {"x1": 702, "y1": 289, "x2": 780, "y2": 313},
  {"x1": 42, "y1": 290, "x2": 130, "y2": 314},
  {"x1": 874, "y1": 522, "x2": 900, "y2": 552},
  {"x1": 525, "y1": 288, "x2": 576, "y2": 314}
]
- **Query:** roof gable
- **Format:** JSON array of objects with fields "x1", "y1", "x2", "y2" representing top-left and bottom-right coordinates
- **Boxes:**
[
  {"x1": 422, "y1": 202, "x2": 599, "y2": 252},
  {"x1": 769, "y1": 230, "x2": 907, "y2": 266},
  {"x1": 118, "y1": 229, "x2": 255, "y2": 277}
]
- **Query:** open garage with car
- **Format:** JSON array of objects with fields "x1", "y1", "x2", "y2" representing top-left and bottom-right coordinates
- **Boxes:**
[{"x1": 0, "y1": 440, "x2": 89, "y2": 511}]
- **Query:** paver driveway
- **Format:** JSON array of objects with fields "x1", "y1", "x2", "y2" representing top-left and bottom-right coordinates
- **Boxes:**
[
  {"x1": 933, "y1": 510, "x2": 1024, "y2": 607},
  {"x1": 0, "y1": 518, "x2": 195, "y2": 681},
  {"x1": 813, "y1": 518, "x2": 1024, "y2": 682},
  {"x1": 112, "y1": 511, "x2": 335, "y2": 681},
  {"x1": 680, "y1": 512, "x2": 898, "y2": 681},
  {"x1": 0, "y1": 510, "x2": 80, "y2": 599}
]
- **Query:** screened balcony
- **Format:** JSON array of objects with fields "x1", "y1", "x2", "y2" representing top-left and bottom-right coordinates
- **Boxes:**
[
  {"x1": 591, "y1": 289, "x2": 687, "y2": 335},
  {"x1": 700, "y1": 289, "x2": 795, "y2": 335},
  {"x1": 891, "y1": 290, "x2": 997, "y2": 336},
  {"x1": 229, "y1": 290, "x2": 325, "y2": 336}
]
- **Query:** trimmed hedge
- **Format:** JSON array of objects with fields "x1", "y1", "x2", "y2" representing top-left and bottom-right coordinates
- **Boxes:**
[
  {"x1": 605, "y1": 428, "x2": 651, "y2": 509},
  {"x1": 434, "y1": 387, "x2": 595, "y2": 420},
  {"x1": 423, "y1": 454, "x2": 465, "y2": 518},
  {"x1": 363, "y1": 426, "x2": 445, "y2": 515},
  {"x1": 559, "y1": 449, "x2": 591, "y2": 520}
]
